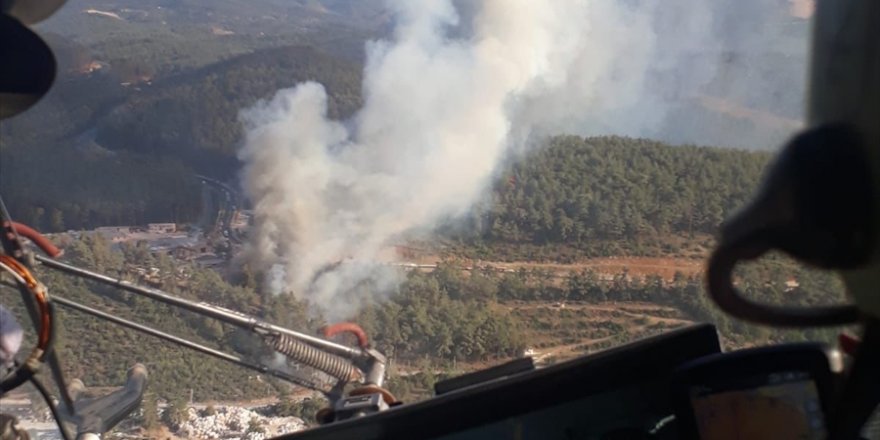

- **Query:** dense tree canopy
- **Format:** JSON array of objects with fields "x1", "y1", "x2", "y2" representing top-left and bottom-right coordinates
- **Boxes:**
[
  {"x1": 432, "y1": 135, "x2": 774, "y2": 260},
  {"x1": 482, "y1": 135, "x2": 771, "y2": 245},
  {"x1": 0, "y1": 234, "x2": 526, "y2": 400},
  {"x1": 0, "y1": 145, "x2": 201, "y2": 231},
  {"x1": 358, "y1": 266, "x2": 526, "y2": 363},
  {"x1": 1, "y1": 44, "x2": 364, "y2": 231},
  {"x1": 94, "y1": 45, "x2": 363, "y2": 175}
]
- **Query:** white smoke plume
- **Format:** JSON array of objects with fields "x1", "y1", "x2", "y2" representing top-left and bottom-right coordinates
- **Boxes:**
[{"x1": 239, "y1": 0, "x2": 807, "y2": 319}]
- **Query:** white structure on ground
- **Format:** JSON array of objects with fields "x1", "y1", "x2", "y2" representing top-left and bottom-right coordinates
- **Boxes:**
[
  {"x1": 176, "y1": 406, "x2": 306, "y2": 440},
  {"x1": 148, "y1": 223, "x2": 177, "y2": 233}
]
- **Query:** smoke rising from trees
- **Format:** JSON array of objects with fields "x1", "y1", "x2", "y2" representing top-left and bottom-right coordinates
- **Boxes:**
[{"x1": 238, "y1": 0, "x2": 806, "y2": 319}]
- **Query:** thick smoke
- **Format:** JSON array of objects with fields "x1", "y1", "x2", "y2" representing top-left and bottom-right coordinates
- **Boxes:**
[{"x1": 239, "y1": 0, "x2": 808, "y2": 319}]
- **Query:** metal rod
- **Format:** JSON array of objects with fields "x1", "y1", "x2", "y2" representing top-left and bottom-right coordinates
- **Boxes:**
[
  {"x1": 8, "y1": 280, "x2": 76, "y2": 412},
  {"x1": 34, "y1": 255, "x2": 362, "y2": 359},
  {"x1": 45, "y1": 337, "x2": 76, "y2": 414},
  {"x1": 0, "y1": 237, "x2": 74, "y2": 414},
  {"x1": 0, "y1": 199, "x2": 78, "y2": 413},
  {"x1": 50, "y1": 295, "x2": 327, "y2": 393},
  {"x1": 0, "y1": 195, "x2": 25, "y2": 257}
]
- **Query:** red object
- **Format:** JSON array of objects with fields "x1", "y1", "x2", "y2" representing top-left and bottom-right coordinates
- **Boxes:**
[
  {"x1": 3, "y1": 221, "x2": 63, "y2": 258},
  {"x1": 322, "y1": 322, "x2": 369, "y2": 348},
  {"x1": 839, "y1": 333, "x2": 861, "y2": 356}
]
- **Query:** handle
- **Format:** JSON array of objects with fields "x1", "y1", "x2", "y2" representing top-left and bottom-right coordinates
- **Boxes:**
[
  {"x1": 706, "y1": 241, "x2": 861, "y2": 327},
  {"x1": 73, "y1": 364, "x2": 148, "y2": 436},
  {"x1": 705, "y1": 123, "x2": 873, "y2": 327}
]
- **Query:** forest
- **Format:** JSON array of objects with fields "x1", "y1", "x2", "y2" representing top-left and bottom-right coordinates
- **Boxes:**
[
  {"x1": 93, "y1": 44, "x2": 364, "y2": 174},
  {"x1": 0, "y1": 145, "x2": 201, "y2": 231},
  {"x1": 0, "y1": 230, "x2": 848, "y2": 407},
  {"x1": 458, "y1": 135, "x2": 774, "y2": 258},
  {"x1": 4, "y1": 132, "x2": 775, "y2": 248},
  {"x1": 2, "y1": 2, "x2": 849, "y2": 433},
  {"x1": 3, "y1": 33, "x2": 777, "y2": 248},
  {"x1": 0, "y1": 18, "x2": 849, "y2": 420},
  {"x1": 0, "y1": 234, "x2": 523, "y2": 401},
  {"x1": 0, "y1": 43, "x2": 363, "y2": 231}
]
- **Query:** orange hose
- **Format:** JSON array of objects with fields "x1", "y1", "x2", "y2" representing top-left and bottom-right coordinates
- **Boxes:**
[
  {"x1": 0, "y1": 255, "x2": 51, "y2": 349},
  {"x1": 3, "y1": 221, "x2": 63, "y2": 258},
  {"x1": 839, "y1": 333, "x2": 861, "y2": 356},
  {"x1": 349, "y1": 384, "x2": 398, "y2": 405},
  {"x1": 322, "y1": 322, "x2": 369, "y2": 348}
]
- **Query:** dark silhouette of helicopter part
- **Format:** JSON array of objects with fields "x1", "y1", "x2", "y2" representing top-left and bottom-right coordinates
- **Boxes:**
[
  {"x1": 705, "y1": 0, "x2": 880, "y2": 438},
  {"x1": 707, "y1": 123, "x2": 873, "y2": 327},
  {"x1": 65, "y1": 364, "x2": 148, "y2": 439},
  {"x1": 1, "y1": 0, "x2": 67, "y2": 25},
  {"x1": 0, "y1": 13, "x2": 56, "y2": 119}
]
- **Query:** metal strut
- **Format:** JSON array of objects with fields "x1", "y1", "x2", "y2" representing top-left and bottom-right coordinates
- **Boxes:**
[
  {"x1": 48, "y1": 294, "x2": 328, "y2": 393},
  {"x1": 34, "y1": 254, "x2": 364, "y2": 360}
]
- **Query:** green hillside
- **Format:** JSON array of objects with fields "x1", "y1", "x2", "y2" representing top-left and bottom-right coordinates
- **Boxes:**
[
  {"x1": 1, "y1": 44, "x2": 363, "y2": 231},
  {"x1": 94, "y1": 45, "x2": 362, "y2": 174},
  {"x1": 445, "y1": 135, "x2": 774, "y2": 260}
]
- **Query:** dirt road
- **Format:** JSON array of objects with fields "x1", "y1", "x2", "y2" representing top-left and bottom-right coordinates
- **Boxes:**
[{"x1": 386, "y1": 254, "x2": 705, "y2": 283}]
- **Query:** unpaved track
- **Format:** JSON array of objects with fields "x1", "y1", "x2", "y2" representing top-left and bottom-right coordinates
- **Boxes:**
[
  {"x1": 485, "y1": 257, "x2": 704, "y2": 279},
  {"x1": 388, "y1": 254, "x2": 706, "y2": 282},
  {"x1": 508, "y1": 300, "x2": 695, "y2": 363}
]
